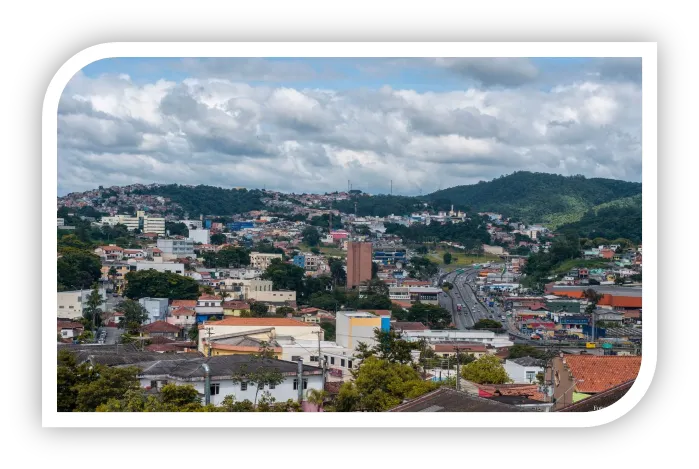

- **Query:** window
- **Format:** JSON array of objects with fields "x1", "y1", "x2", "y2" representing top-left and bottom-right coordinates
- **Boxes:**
[
  {"x1": 341, "y1": 359, "x2": 346, "y2": 367},
  {"x1": 210, "y1": 383, "x2": 220, "y2": 395},
  {"x1": 293, "y1": 379, "x2": 308, "y2": 390},
  {"x1": 348, "y1": 360, "x2": 353, "y2": 369},
  {"x1": 240, "y1": 381, "x2": 248, "y2": 391},
  {"x1": 330, "y1": 357, "x2": 335, "y2": 365},
  {"x1": 324, "y1": 355, "x2": 328, "y2": 363},
  {"x1": 291, "y1": 355, "x2": 302, "y2": 362},
  {"x1": 59, "y1": 306, "x2": 64, "y2": 309},
  {"x1": 68, "y1": 305, "x2": 74, "y2": 309},
  {"x1": 269, "y1": 382, "x2": 276, "y2": 389},
  {"x1": 310, "y1": 356, "x2": 319, "y2": 362},
  {"x1": 150, "y1": 380, "x2": 157, "y2": 389},
  {"x1": 526, "y1": 371, "x2": 536, "y2": 382}
]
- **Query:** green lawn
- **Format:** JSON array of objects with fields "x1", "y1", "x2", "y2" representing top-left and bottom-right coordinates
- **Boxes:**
[
  {"x1": 297, "y1": 243, "x2": 346, "y2": 258},
  {"x1": 427, "y1": 248, "x2": 500, "y2": 267}
]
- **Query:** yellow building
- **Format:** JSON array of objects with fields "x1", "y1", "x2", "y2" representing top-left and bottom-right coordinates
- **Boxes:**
[
  {"x1": 222, "y1": 300, "x2": 251, "y2": 317},
  {"x1": 203, "y1": 334, "x2": 282, "y2": 358}
]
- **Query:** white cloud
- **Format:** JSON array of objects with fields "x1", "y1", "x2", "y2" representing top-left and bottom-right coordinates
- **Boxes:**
[{"x1": 57, "y1": 60, "x2": 642, "y2": 195}]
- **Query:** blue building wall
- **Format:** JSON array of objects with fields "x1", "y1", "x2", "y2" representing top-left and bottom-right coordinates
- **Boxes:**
[
  {"x1": 292, "y1": 254, "x2": 306, "y2": 268},
  {"x1": 228, "y1": 221, "x2": 255, "y2": 231},
  {"x1": 381, "y1": 316, "x2": 391, "y2": 332},
  {"x1": 204, "y1": 219, "x2": 212, "y2": 229}
]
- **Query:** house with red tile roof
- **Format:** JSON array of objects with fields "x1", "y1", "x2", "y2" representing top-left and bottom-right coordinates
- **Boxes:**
[
  {"x1": 140, "y1": 320, "x2": 182, "y2": 339},
  {"x1": 167, "y1": 307, "x2": 196, "y2": 328},
  {"x1": 433, "y1": 343, "x2": 488, "y2": 358},
  {"x1": 57, "y1": 320, "x2": 85, "y2": 340},
  {"x1": 392, "y1": 321, "x2": 429, "y2": 332},
  {"x1": 170, "y1": 299, "x2": 197, "y2": 312}
]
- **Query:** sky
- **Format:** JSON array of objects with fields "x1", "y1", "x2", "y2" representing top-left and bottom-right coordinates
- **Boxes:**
[{"x1": 57, "y1": 57, "x2": 642, "y2": 196}]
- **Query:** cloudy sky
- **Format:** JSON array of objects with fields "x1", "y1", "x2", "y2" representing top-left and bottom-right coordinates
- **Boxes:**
[{"x1": 57, "y1": 57, "x2": 641, "y2": 196}]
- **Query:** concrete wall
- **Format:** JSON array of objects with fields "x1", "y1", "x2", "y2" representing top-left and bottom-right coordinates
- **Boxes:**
[
  {"x1": 138, "y1": 297, "x2": 169, "y2": 323},
  {"x1": 504, "y1": 360, "x2": 544, "y2": 384},
  {"x1": 57, "y1": 288, "x2": 107, "y2": 320}
]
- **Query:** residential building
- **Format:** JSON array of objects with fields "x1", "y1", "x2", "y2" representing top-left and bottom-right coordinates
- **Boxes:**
[
  {"x1": 388, "y1": 387, "x2": 528, "y2": 412},
  {"x1": 249, "y1": 252, "x2": 283, "y2": 270},
  {"x1": 504, "y1": 357, "x2": 545, "y2": 384},
  {"x1": 409, "y1": 286, "x2": 441, "y2": 305},
  {"x1": 556, "y1": 380, "x2": 635, "y2": 412},
  {"x1": 180, "y1": 219, "x2": 203, "y2": 230},
  {"x1": 372, "y1": 244, "x2": 407, "y2": 266},
  {"x1": 57, "y1": 320, "x2": 85, "y2": 340},
  {"x1": 389, "y1": 286, "x2": 410, "y2": 301},
  {"x1": 346, "y1": 241, "x2": 373, "y2": 289},
  {"x1": 432, "y1": 343, "x2": 488, "y2": 358},
  {"x1": 197, "y1": 317, "x2": 322, "y2": 354},
  {"x1": 195, "y1": 294, "x2": 224, "y2": 322},
  {"x1": 167, "y1": 307, "x2": 197, "y2": 331},
  {"x1": 131, "y1": 354, "x2": 324, "y2": 406},
  {"x1": 550, "y1": 354, "x2": 641, "y2": 410},
  {"x1": 140, "y1": 320, "x2": 181, "y2": 340},
  {"x1": 94, "y1": 244, "x2": 124, "y2": 261},
  {"x1": 143, "y1": 216, "x2": 165, "y2": 235},
  {"x1": 188, "y1": 228, "x2": 211, "y2": 245},
  {"x1": 138, "y1": 297, "x2": 169, "y2": 323},
  {"x1": 292, "y1": 252, "x2": 323, "y2": 271},
  {"x1": 335, "y1": 311, "x2": 387, "y2": 350},
  {"x1": 222, "y1": 300, "x2": 250, "y2": 316},
  {"x1": 57, "y1": 288, "x2": 107, "y2": 320},
  {"x1": 204, "y1": 333, "x2": 283, "y2": 358},
  {"x1": 156, "y1": 238, "x2": 195, "y2": 259},
  {"x1": 134, "y1": 262, "x2": 185, "y2": 275},
  {"x1": 391, "y1": 322, "x2": 429, "y2": 333},
  {"x1": 169, "y1": 299, "x2": 197, "y2": 313},
  {"x1": 400, "y1": 330, "x2": 514, "y2": 348},
  {"x1": 101, "y1": 211, "x2": 165, "y2": 235}
]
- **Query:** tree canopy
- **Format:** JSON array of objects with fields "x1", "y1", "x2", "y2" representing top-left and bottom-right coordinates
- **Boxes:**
[
  {"x1": 460, "y1": 354, "x2": 512, "y2": 384},
  {"x1": 123, "y1": 270, "x2": 200, "y2": 300},
  {"x1": 57, "y1": 249, "x2": 102, "y2": 291},
  {"x1": 394, "y1": 303, "x2": 452, "y2": 329}
]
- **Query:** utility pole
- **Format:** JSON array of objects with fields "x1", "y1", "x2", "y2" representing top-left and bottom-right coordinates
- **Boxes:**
[
  {"x1": 313, "y1": 330, "x2": 323, "y2": 367},
  {"x1": 390, "y1": 179, "x2": 393, "y2": 195},
  {"x1": 454, "y1": 346, "x2": 461, "y2": 391},
  {"x1": 297, "y1": 358, "x2": 304, "y2": 405},
  {"x1": 206, "y1": 327, "x2": 213, "y2": 357},
  {"x1": 202, "y1": 364, "x2": 211, "y2": 406}
]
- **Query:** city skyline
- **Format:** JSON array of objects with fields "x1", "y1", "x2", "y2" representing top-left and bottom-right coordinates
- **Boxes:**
[{"x1": 58, "y1": 57, "x2": 641, "y2": 196}]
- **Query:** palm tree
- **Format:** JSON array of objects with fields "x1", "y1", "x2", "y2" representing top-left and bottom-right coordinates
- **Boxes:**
[{"x1": 306, "y1": 389, "x2": 328, "y2": 412}]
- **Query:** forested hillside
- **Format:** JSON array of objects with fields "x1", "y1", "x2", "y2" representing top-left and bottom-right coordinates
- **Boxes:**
[
  {"x1": 134, "y1": 185, "x2": 265, "y2": 217},
  {"x1": 425, "y1": 171, "x2": 642, "y2": 224}
]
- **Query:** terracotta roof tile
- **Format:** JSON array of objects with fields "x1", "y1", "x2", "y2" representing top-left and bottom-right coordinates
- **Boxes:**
[
  {"x1": 205, "y1": 317, "x2": 315, "y2": 327},
  {"x1": 171, "y1": 307, "x2": 195, "y2": 316},
  {"x1": 564, "y1": 355, "x2": 641, "y2": 394},
  {"x1": 140, "y1": 321, "x2": 182, "y2": 333},
  {"x1": 198, "y1": 294, "x2": 220, "y2": 301},
  {"x1": 434, "y1": 343, "x2": 487, "y2": 353},
  {"x1": 171, "y1": 300, "x2": 197, "y2": 308}
]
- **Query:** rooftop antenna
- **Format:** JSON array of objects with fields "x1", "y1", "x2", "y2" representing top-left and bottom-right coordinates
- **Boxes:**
[{"x1": 348, "y1": 180, "x2": 350, "y2": 193}]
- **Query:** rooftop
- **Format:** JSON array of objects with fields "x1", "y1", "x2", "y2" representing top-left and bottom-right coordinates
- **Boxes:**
[
  {"x1": 204, "y1": 317, "x2": 315, "y2": 327},
  {"x1": 141, "y1": 321, "x2": 182, "y2": 334},
  {"x1": 388, "y1": 387, "x2": 529, "y2": 412},
  {"x1": 129, "y1": 354, "x2": 322, "y2": 381},
  {"x1": 564, "y1": 355, "x2": 642, "y2": 394},
  {"x1": 556, "y1": 380, "x2": 635, "y2": 412}
]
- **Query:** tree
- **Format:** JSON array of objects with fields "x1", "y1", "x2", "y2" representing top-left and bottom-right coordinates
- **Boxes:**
[
  {"x1": 361, "y1": 278, "x2": 389, "y2": 297},
  {"x1": 302, "y1": 226, "x2": 321, "y2": 247},
  {"x1": 202, "y1": 247, "x2": 250, "y2": 268},
  {"x1": 57, "y1": 250, "x2": 102, "y2": 291},
  {"x1": 507, "y1": 344, "x2": 547, "y2": 360},
  {"x1": 210, "y1": 233, "x2": 227, "y2": 245},
  {"x1": 334, "y1": 357, "x2": 437, "y2": 412},
  {"x1": 115, "y1": 299, "x2": 149, "y2": 333},
  {"x1": 249, "y1": 302, "x2": 269, "y2": 317},
  {"x1": 73, "y1": 365, "x2": 142, "y2": 412},
  {"x1": 320, "y1": 322, "x2": 336, "y2": 341},
  {"x1": 231, "y1": 358, "x2": 285, "y2": 407},
  {"x1": 461, "y1": 355, "x2": 512, "y2": 384},
  {"x1": 355, "y1": 329, "x2": 414, "y2": 365},
  {"x1": 276, "y1": 306, "x2": 295, "y2": 316},
  {"x1": 165, "y1": 222, "x2": 189, "y2": 237},
  {"x1": 583, "y1": 288, "x2": 603, "y2": 315},
  {"x1": 473, "y1": 319, "x2": 503, "y2": 330},
  {"x1": 310, "y1": 247, "x2": 321, "y2": 255},
  {"x1": 124, "y1": 270, "x2": 200, "y2": 300},
  {"x1": 371, "y1": 261, "x2": 379, "y2": 279},
  {"x1": 614, "y1": 276, "x2": 625, "y2": 285},
  {"x1": 416, "y1": 245, "x2": 428, "y2": 255},
  {"x1": 82, "y1": 284, "x2": 104, "y2": 330},
  {"x1": 262, "y1": 259, "x2": 306, "y2": 293},
  {"x1": 397, "y1": 303, "x2": 452, "y2": 329},
  {"x1": 408, "y1": 256, "x2": 439, "y2": 280},
  {"x1": 443, "y1": 252, "x2": 452, "y2": 265},
  {"x1": 306, "y1": 389, "x2": 328, "y2": 411},
  {"x1": 329, "y1": 257, "x2": 347, "y2": 286}
]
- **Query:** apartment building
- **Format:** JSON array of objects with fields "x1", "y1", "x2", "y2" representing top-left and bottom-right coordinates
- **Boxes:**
[
  {"x1": 346, "y1": 242, "x2": 372, "y2": 289},
  {"x1": 156, "y1": 238, "x2": 195, "y2": 259},
  {"x1": 249, "y1": 252, "x2": 283, "y2": 270},
  {"x1": 57, "y1": 288, "x2": 107, "y2": 320}
]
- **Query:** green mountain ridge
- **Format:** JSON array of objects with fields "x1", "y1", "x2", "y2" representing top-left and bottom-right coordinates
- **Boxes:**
[{"x1": 426, "y1": 171, "x2": 642, "y2": 226}]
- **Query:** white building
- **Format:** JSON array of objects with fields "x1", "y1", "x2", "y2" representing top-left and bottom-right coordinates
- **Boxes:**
[
  {"x1": 188, "y1": 228, "x2": 211, "y2": 245},
  {"x1": 100, "y1": 210, "x2": 165, "y2": 235},
  {"x1": 157, "y1": 238, "x2": 195, "y2": 259},
  {"x1": 135, "y1": 262, "x2": 185, "y2": 275},
  {"x1": 138, "y1": 297, "x2": 169, "y2": 323},
  {"x1": 134, "y1": 355, "x2": 324, "y2": 406},
  {"x1": 57, "y1": 288, "x2": 107, "y2": 320},
  {"x1": 400, "y1": 330, "x2": 514, "y2": 348},
  {"x1": 249, "y1": 252, "x2": 283, "y2": 270},
  {"x1": 57, "y1": 218, "x2": 64, "y2": 227},
  {"x1": 198, "y1": 317, "x2": 322, "y2": 354},
  {"x1": 336, "y1": 311, "x2": 384, "y2": 351},
  {"x1": 504, "y1": 357, "x2": 545, "y2": 384},
  {"x1": 278, "y1": 338, "x2": 359, "y2": 381},
  {"x1": 180, "y1": 219, "x2": 203, "y2": 230}
]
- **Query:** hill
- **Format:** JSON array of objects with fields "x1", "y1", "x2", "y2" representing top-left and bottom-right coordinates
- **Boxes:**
[
  {"x1": 133, "y1": 184, "x2": 266, "y2": 217},
  {"x1": 556, "y1": 200, "x2": 642, "y2": 243},
  {"x1": 425, "y1": 171, "x2": 642, "y2": 225}
]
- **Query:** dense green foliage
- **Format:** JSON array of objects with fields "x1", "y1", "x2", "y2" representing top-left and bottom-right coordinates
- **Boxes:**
[
  {"x1": 426, "y1": 171, "x2": 642, "y2": 224},
  {"x1": 507, "y1": 344, "x2": 548, "y2": 360},
  {"x1": 407, "y1": 256, "x2": 440, "y2": 280},
  {"x1": 123, "y1": 269, "x2": 200, "y2": 300},
  {"x1": 302, "y1": 226, "x2": 321, "y2": 246},
  {"x1": 320, "y1": 322, "x2": 336, "y2": 341},
  {"x1": 557, "y1": 204, "x2": 642, "y2": 243},
  {"x1": 521, "y1": 231, "x2": 582, "y2": 291},
  {"x1": 115, "y1": 299, "x2": 150, "y2": 333},
  {"x1": 202, "y1": 246, "x2": 251, "y2": 268},
  {"x1": 473, "y1": 319, "x2": 503, "y2": 330},
  {"x1": 394, "y1": 303, "x2": 453, "y2": 329},
  {"x1": 134, "y1": 184, "x2": 265, "y2": 217},
  {"x1": 165, "y1": 221, "x2": 188, "y2": 237},
  {"x1": 57, "y1": 249, "x2": 102, "y2": 291},
  {"x1": 332, "y1": 194, "x2": 426, "y2": 217},
  {"x1": 385, "y1": 219, "x2": 490, "y2": 250},
  {"x1": 354, "y1": 329, "x2": 415, "y2": 365},
  {"x1": 460, "y1": 354, "x2": 513, "y2": 384}
]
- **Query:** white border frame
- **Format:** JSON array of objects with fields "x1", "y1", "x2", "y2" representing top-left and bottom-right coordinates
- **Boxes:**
[{"x1": 43, "y1": 42, "x2": 656, "y2": 427}]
